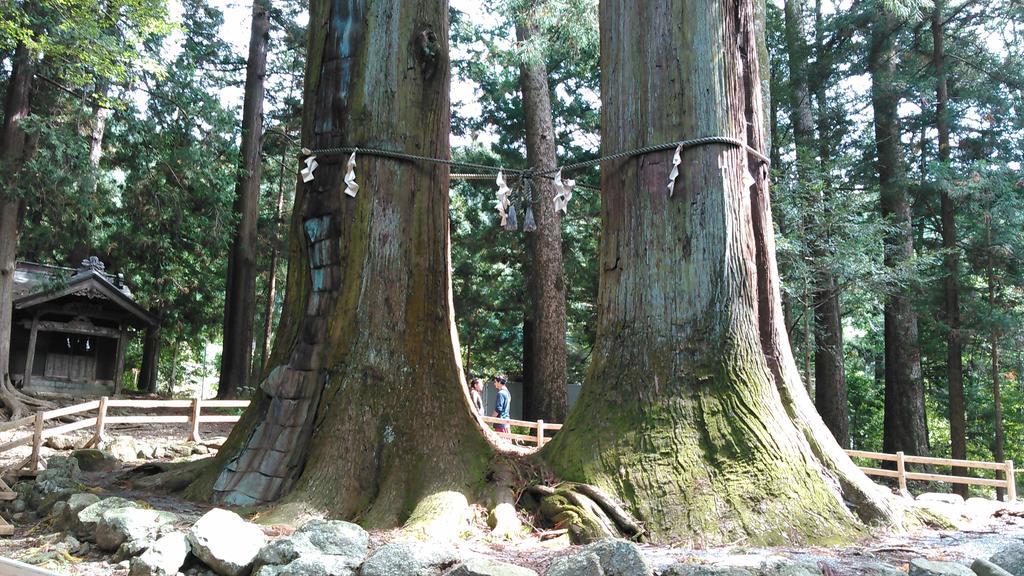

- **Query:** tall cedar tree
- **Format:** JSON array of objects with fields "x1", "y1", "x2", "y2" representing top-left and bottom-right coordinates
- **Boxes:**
[
  {"x1": 931, "y1": 0, "x2": 966, "y2": 494},
  {"x1": 190, "y1": 0, "x2": 495, "y2": 533},
  {"x1": 783, "y1": 0, "x2": 849, "y2": 446},
  {"x1": 218, "y1": 0, "x2": 271, "y2": 398},
  {"x1": 540, "y1": 0, "x2": 904, "y2": 543},
  {"x1": 870, "y1": 4, "x2": 929, "y2": 457},
  {"x1": 0, "y1": 41, "x2": 35, "y2": 417},
  {"x1": 518, "y1": 11, "x2": 568, "y2": 424}
]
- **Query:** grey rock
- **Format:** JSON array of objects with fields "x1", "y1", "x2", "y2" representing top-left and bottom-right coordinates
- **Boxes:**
[
  {"x1": 582, "y1": 539, "x2": 652, "y2": 576},
  {"x1": 973, "y1": 559, "x2": 1015, "y2": 576},
  {"x1": 188, "y1": 508, "x2": 267, "y2": 576},
  {"x1": 661, "y1": 565, "x2": 753, "y2": 576},
  {"x1": 72, "y1": 449, "x2": 121, "y2": 472},
  {"x1": 72, "y1": 496, "x2": 139, "y2": 540},
  {"x1": 96, "y1": 507, "x2": 179, "y2": 551},
  {"x1": 908, "y1": 559, "x2": 974, "y2": 576},
  {"x1": 761, "y1": 558, "x2": 821, "y2": 576},
  {"x1": 193, "y1": 444, "x2": 210, "y2": 455},
  {"x1": 991, "y1": 543, "x2": 1024, "y2": 576},
  {"x1": 102, "y1": 436, "x2": 141, "y2": 461},
  {"x1": 443, "y1": 558, "x2": 538, "y2": 576},
  {"x1": 360, "y1": 541, "x2": 461, "y2": 576},
  {"x1": 296, "y1": 519, "x2": 369, "y2": 559},
  {"x1": 917, "y1": 493, "x2": 965, "y2": 506},
  {"x1": 60, "y1": 492, "x2": 100, "y2": 528},
  {"x1": 44, "y1": 434, "x2": 84, "y2": 451},
  {"x1": 256, "y1": 554, "x2": 361, "y2": 576},
  {"x1": 29, "y1": 455, "x2": 81, "y2": 510},
  {"x1": 17, "y1": 498, "x2": 31, "y2": 514},
  {"x1": 545, "y1": 552, "x2": 604, "y2": 576},
  {"x1": 130, "y1": 531, "x2": 190, "y2": 576},
  {"x1": 115, "y1": 538, "x2": 155, "y2": 563}
]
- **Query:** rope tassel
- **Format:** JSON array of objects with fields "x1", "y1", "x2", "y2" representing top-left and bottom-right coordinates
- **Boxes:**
[{"x1": 344, "y1": 152, "x2": 359, "y2": 197}]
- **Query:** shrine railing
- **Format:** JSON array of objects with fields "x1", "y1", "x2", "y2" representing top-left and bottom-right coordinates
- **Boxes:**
[{"x1": 845, "y1": 449, "x2": 1017, "y2": 502}]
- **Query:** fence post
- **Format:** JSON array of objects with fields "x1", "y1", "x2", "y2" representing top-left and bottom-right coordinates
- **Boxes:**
[
  {"x1": 896, "y1": 451, "x2": 908, "y2": 495},
  {"x1": 536, "y1": 420, "x2": 544, "y2": 448},
  {"x1": 89, "y1": 396, "x2": 109, "y2": 448},
  {"x1": 30, "y1": 412, "x2": 44, "y2": 472},
  {"x1": 188, "y1": 398, "x2": 202, "y2": 443},
  {"x1": 1006, "y1": 460, "x2": 1016, "y2": 503}
]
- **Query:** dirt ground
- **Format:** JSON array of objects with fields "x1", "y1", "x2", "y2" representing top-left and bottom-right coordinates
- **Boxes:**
[{"x1": 0, "y1": 420, "x2": 1022, "y2": 575}]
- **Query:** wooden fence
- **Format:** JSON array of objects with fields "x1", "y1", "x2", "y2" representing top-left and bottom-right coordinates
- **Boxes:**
[
  {"x1": 0, "y1": 397, "x2": 250, "y2": 475},
  {"x1": 845, "y1": 449, "x2": 1017, "y2": 502},
  {"x1": 481, "y1": 416, "x2": 562, "y2": 448}
]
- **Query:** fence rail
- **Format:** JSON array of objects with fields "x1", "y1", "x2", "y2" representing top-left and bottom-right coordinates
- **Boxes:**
[
  {"x1": 0, "y1": 397, "x2": 251, "y2": 475},
  {"x1": 845, "y1": 448, "x2": 1016, "y2": 502},
  {"x1": 481, "y1": 416, "x2": 562, "y2": 448}
]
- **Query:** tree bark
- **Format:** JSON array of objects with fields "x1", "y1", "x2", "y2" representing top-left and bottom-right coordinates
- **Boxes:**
[
  {"x1": 218, "y1": 0, "x2": 271, "y2": 399},
  {"x1": 139, "y1": 324, "x2": 162, "y2": 394},
  {"x1": 517, "y1": 17, "x2": 568, "y2": 424},
  {"x1": 870, "y1": 8, "x2": 928, "y2": 457},
  {"x1": 0, "y1": 41, "x2": 35, "y2": 417},
  {"x1": 257, "y1": 144, "x2": 291, "y2": 377},
  {"x1": 987, "y1": 208, "x2": 1005, "y2": 501},
  {"x1": 542, "y1": 0, "x2": 903, "y2": 544},
  {"x1": 192, "y1": 0, "x2": 494, "y2": 535},
  {"x1": 931, "y1": 0, "x2": 966, "y2": 496}
]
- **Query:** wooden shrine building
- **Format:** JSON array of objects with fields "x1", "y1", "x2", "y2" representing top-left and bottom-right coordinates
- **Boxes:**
[{"x1": 7, "y1": 257, "x2": 156, "y2": 396}]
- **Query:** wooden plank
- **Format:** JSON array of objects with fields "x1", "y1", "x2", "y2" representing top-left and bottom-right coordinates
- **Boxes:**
[
  {"x1": 0, "y1": 492, "x2": 16, "y2": 501},
  {"x1": 0, "y1": 415, "x2": 37, "y2": 434},
  {"x1": 41, "y1": 418, "x2": 97, "y2": 438},
  {"x1": 197, "y1": 415, "x2": 242, "y2": 423},
  {"x1": 30, "y1": 413, "x2": 44, "y2": 471},
  {"x1": 201, "y1": 400, "x2": 251, "y2": 408},
  {"x1": 189, "y1": 399, "x2": 202, "y2": 442},
  {"x1": 1006, "y1": 460, "x2": 1016, "y2": 502},
  {"x1": 845, "y1": 449, "x2": 899, "y2": 462},
  {"x1": 901, "y1": 454, "x2": 1008, "y2": 470},
  {"x1": 104, "y1": 415, "x2": 190, "y2": 424},
  {"x1": 904, "y1": 471, "x2": 1007, "y2": 488},
  {"x1": 41, "y1": 400, "x2": 100, "y2": 420},
  {"x1": 482, "y1": 416, "x2": 543, "y2": 429},
  {"x1": 0, "y1": 436, "x2": 33, "y2": 453},
  {"x1": 859, "y1": 467, "x2": 901, "y2": 479},
  {"x1": 496, "y1": 432, "x2": 539, "y2": 443},
  {"x1": 897, "y1": 451, "x2": 907, "y2": 493},
  {"x1": 105, "y1": 399, "x2": 193, "y2": 408},
  {"x1": 23, "y1": 315, "x2": 38, "y2": 390}
]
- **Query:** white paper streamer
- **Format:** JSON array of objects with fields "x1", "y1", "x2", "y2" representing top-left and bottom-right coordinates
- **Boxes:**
[
  {"x1": 553, "y1": 169, "x2": 575, "y2": 215},
  {"x1": 667, "y1": 143, "x2": 683, "y2": 197},
  {"x1": 301, "y1": 154, "x2": 317, "y2": 183},
  {"x1": 741, "y1": 169, "x2": 756, "y2": 190},
  {"x1": 344, "y1": 152, "x2": 359, "y2": 197},
  {"x1": 494, "y1": 170, "x2": 511, "y2": 225}
]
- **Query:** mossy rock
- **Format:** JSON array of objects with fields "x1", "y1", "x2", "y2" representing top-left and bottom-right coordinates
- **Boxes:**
[{"x1": 71, "y1": 449, "x2": 121, "y2": 472}]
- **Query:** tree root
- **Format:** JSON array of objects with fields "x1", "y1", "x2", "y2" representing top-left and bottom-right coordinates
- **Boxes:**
[
  {"x1": 0, "y1": 375, "x2": 54, "y2": 420},
  {"x1": 527, "y1": 482, "x2": 644, "y2": 544},
  {"x1": 130, "y1": 458, "x2": 214, "y2": 493}
]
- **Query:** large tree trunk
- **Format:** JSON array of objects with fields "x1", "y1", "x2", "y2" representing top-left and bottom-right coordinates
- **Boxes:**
[
  {"x1": 870, "y1": 9, "x2": 928, "y2": 457},
  {"x1": 931, "y1": 0, "x2": 966, "y2": 496},
  {"x1": 218, "y1": 0, "x2": 271, "y2": 399},
  {"x1": 517, "y1": 17, "x2": 568, "y2": 424},
  {"x1": 191, "y1": 0, "x2": 494, "y2": 534},
  {"x1": 0, "y1": 42, "x2": 35, "y2": 418},
  {"x1": 784, "y1": 0, "x2": 849, "y2": 446},
  {"x1": 541, "y1": 0, "x2": 903, "y2": 544},
  {"x1": 987, "y1": 210, "x2": 1006, "y2": 501}
]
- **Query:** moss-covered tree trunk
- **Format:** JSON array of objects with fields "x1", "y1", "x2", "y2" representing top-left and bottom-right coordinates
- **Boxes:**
[
  {"x1": 541, "y1": 0, "x2": 904, "y2": 545},
  {"x1": 517, "y1": 17, "x2": 568, "y2": 424},
  {"x1": 192, "y1": 0, "x2": 494, "y2": 532},
  {"x1": 869, "y1": 7, "x2": 928, "y2": 458}
]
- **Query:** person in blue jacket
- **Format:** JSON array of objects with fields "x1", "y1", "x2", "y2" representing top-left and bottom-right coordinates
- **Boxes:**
[{"x1": 491, "y1": 374, "x2": 511, "y2": 433}]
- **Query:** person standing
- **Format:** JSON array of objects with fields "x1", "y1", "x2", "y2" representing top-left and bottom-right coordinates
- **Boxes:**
[
  {"x1": 469, "y1": 378, "x2": 485, "y2": 415},
  {"x1": 491, "y1": 375, "x2": 511, "y2": 433}
]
